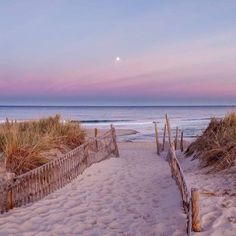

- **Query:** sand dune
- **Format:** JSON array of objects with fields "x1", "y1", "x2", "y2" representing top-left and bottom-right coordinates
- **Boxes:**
[
  {"x1": 0, "y1": 142, "x2": 186, "y2": 236},
  {"x1": 176, "y1": 150, "x2": 236, "y2": 236}
]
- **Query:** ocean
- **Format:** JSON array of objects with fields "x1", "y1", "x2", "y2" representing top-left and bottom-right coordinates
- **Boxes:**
[{"x1": 0, "y1": 106, "x2": 235, "y2": 141}]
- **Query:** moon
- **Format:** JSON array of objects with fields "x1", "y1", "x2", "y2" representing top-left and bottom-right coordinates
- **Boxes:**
[{"x1": 116, "y1": 57, "x2": 120, "y2": 62}]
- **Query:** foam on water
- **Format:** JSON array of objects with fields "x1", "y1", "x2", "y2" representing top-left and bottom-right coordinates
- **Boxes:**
[{"x1": 0, "y1": 106, "x2": 235, "y2": 141}]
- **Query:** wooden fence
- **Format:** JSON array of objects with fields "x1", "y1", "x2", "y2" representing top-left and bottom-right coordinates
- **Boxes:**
[
  {"x1": 154, "y1": 115, "x2": 201, "y2": 235},
  {"x1": 0, "y1": 126, "x2": 119, "y2": 214},
  {"x1": 153, "y1": 121, "x2": 185, "y2": 154},
  {"x1": 166, "y1": 145, "x2": 192, "y2": 235}
]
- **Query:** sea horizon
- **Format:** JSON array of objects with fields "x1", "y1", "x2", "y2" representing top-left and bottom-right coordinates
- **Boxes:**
[
  {"x1": 0, "y1": 104, "x2": 236, "y2": 107},
  {"x1": 1, "y1": 105, "x2": 235, "y2": 141}
]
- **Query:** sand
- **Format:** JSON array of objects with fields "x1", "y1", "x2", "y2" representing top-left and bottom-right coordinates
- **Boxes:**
[
  {"x1": 85, "y1": 128, "x2": 138, "y2": 138},
  {"x1": 176, "y1": 150, "x2": 236, "y2": 236},
  {"x1": 0, "y1": 142, "x2": 186, "y2": 236}
]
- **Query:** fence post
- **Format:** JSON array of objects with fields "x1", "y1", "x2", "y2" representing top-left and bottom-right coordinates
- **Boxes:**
[
  {"x1": 6, "y1": 189, "x2": 13, "y2": 211},
  {"x1": 165, "y1": 114, "x2": 172, "y2": 146},
  {"x1": 175, "y1": 127, "x2": 179, "y2": 150},
  {"x1": 153, "y1": 122, "x2": 160, "y2": 155},
  {"x1": 6, "y1": 172, "x2": 15, "y2": 211},
  {"x1": 191, "y1": 188, "x2": 201, "y2": 232},
  {"x1": 187, "y1": 204, "x2": 192, "y2": 236},
  {"x1": 95, "y1": 128, "x2": 98, "y2": 150},
  {"x1": 180, "y1": 131, "x2": 184, "y2": 152},
  {"x1": 162, "y1": 123, "x2": 166, "y2": 151},
  {"x1": 111, "y1": 125, "x2": 120, "y2": 157},
  {"x1": 95, "y1": 128, "x2": 98, "y2": 137}
]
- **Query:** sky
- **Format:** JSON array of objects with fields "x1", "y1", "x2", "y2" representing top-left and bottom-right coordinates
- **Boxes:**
[{"x1": 0, "y1": 0, "x2": 236, "y2": 106}]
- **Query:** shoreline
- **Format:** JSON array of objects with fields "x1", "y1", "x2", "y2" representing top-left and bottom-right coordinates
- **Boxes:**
[
  {"x1": 85, "y1": 128, "x2": 139, "y2": 138},
  {"x1": 1, "y1": 116, "x2": 235, "y2": 235}
]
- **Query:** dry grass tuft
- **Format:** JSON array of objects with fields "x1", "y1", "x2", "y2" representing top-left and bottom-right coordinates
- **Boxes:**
[
  {"x1": 185, "y1": 112, "x2": 236, "y2": 172},
  {"x1": 0, "y1": 115, "x2": 85, "y2": 175}
]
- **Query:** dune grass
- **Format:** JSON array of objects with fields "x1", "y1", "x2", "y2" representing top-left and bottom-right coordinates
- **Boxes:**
[
  {"x1": 0, "y1": 115, "x2": 85, "y2": 175},
  {"x1": 185, "y1": 112, "x2": 236, "y2": 171}
]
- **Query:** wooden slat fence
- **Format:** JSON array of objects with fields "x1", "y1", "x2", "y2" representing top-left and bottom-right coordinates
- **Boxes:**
[
  {"x1": 166, "y1": 145, "x2": 192, "y2": 235},
  {"x1": 0, "y1": 126, "x2": 119, "y2": 214},
  {"x1": 155, "y1": 115, "x2": 201, "y2": 235}
]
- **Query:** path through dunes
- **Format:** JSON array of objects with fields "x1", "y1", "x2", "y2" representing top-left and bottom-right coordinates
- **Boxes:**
[{"x1": 0, "y1": 142, "x2": 186, "y2": 236}]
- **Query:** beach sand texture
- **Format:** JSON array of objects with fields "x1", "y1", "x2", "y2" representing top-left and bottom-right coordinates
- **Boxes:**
[
  {"x1": 176, "y1": 151, "x2": 236, "y2": 236},
  {"x1": 0, "y1": 142, "x2": 186, "y2": 236}
]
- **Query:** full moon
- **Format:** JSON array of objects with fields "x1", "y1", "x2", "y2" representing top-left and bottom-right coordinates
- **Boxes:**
[{"x1": 116, "y1": 57, "x2": 120, "y2": 61}]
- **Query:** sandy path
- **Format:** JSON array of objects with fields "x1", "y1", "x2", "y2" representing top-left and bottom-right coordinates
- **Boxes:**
[{"x1": 0, "y1": 142, "x2": 186, "y2": 236}]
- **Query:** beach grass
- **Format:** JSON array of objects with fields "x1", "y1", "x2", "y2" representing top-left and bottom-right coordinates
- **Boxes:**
[
  {"x1": 0, "y1": 115, "x2": 85, "y2": 175},
  {"x1": 185, "y1": 112, "x2": 236, "y2": 171}
]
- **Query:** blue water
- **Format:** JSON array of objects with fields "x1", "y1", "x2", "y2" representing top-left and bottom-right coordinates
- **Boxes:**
[{"x1": 0, "y1": 106, "x2": 235, "y2": 141}]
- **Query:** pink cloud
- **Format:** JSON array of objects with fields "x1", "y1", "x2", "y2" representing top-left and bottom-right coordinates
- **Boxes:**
[{"x1": 1, "y1": 32, "x2": 236, "y2": 100}]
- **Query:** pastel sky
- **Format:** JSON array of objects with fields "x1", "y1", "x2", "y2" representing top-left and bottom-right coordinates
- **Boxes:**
[{"x1": 0, "y1": 0, "x2": 236, "y2": 105}]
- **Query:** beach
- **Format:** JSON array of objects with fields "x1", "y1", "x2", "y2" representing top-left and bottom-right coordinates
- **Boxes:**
[
  {"x1": 176, "y1": 150, "x2": 236, "y2": 236},
  {"x1": 1, "y1": 0, "x2": 236, "y2": 235},
  {"x1": 0, "y1": 142, "x2": 186, "y2": 236},
  {"x1": 0, "y1": 113, "x2": 235, "y2": 235}
]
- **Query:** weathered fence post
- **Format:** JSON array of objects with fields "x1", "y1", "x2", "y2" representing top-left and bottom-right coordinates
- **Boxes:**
[
  {"x1": 191, "y1": 188, "x2": 201, "y2": 232},
  {"x1": 175, "y1": 127, "x2": 179, "y2": 150},
  {"x1": 153, "y1": 121, "x2": 160, "y2": 155},
  {"x1": 6, "y1": 189, "x2": 13, "y2": 211},
  {"x1": 162, "y1": 123, "x2": 166, "y2": 151},
  {"x1": 6, "y1": 173, "x2": 15, "y2": 211},
  {"x1": 95, "y1": 128, "x2": 98, "y2": 150},
  {"x1": 180, "y1": 131, "x2": 184, "y2": 152},
  {"x1": 187, "y1": 205, "x2": 192, "y2": 236},
  {"x1": 165, "y1": 114, "x2": 172, "y2": 146},
  {"x1": 95, "y1": 128, "x2": 98, "y2": 137},
  {"x1": 111, "y1": 125, "x2": 120, "y2": 157}
]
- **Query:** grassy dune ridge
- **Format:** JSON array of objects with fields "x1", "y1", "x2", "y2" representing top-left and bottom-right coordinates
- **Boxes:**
[
  {"x1": 0, "y1": 115, "x2": 85, "y2": 175},
  {"x1": 185, "y1": 112, "x2": 236, "y2": 171}
]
